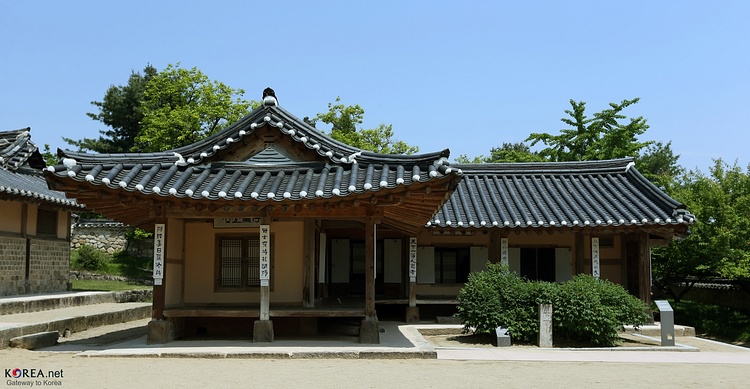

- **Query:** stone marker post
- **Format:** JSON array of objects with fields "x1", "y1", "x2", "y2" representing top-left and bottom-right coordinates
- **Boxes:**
[{"x1": 539, "y1": 303, "x2": 553, "y2": 348}]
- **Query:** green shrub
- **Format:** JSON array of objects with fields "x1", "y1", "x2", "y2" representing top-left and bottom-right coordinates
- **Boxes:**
[
  {"x1": 456, "y1": 266, "x2": 650, "y2": 347},
  {"x1": 73, "y1": 245, "x2": 110, "y2": 271},
  {"x1": 456, "y1": 263, "x2": 541, "y2": 343}
]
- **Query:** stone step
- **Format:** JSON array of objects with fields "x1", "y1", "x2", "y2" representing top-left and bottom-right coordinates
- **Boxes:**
[
  {"x1": 0, "y1": 302, "x2": 151, "y2": 349},
  {"x1": 10, "y1": 331, "x2": 60, "y2": 350},
  {"x1": 0, "y1": 290, "x2": 152, "y2": 316}
]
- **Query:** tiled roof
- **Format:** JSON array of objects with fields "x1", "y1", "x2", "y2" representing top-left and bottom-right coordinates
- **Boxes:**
[
  {"x1": 46, "y1": 103, "x2": 455, "y2": 202},
  {"x1": 1, "y1": 128, "x2": 39, "y2": 170},
  {"x1": 55, "y1": 102, "x2": 452, "y2": 168},
  {"x1": 44, "y1": 95, "x2": 461, "y2": 227},
  {"x1": 0, "y1": 129, "x2": 81, "y2": 209},
  {"x1": 429, "y1": 158, "x2": 695, "y2": 230}
]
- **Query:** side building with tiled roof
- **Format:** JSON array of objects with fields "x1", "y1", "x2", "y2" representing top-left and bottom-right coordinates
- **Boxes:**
[
  {"x1": 44, "y1": 89, "x2": 694, "y2": 344},
  {"x1": 0, "y1": 128, "x2": 83, "y2": 296}
]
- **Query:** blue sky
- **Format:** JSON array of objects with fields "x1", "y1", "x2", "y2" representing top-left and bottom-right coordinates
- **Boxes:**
[{"x1": 1, "y1": 1, "x2": 748, "y2": 172}]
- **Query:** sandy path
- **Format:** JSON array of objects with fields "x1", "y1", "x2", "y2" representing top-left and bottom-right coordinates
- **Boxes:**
[{"x1": 1, "y1": 348, "x2": 749, "y2": 388}]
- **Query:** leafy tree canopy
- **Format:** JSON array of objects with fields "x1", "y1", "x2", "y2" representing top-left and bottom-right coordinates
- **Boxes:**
[
  {"x1": 64, "y1": 65, "x2": 157, "y2": 153},
  {"x1": 307, "y1": 97, "x2": 418, "y2": 155},
  {"x1": 526, "y1": 98, "x2": 652, "y2": 162},
  {"x1": 135, "y1": 64, "x2": 256, "y2": 152},
  {"x1": 457, "y1": 142, "x2": 546, "y2": 163},
  {"x1": 653, "y1": 159, "x2": 750, "y2": 289},
  {"x1": 635, "y1": 141, "x2": 683, "y2": 191}
]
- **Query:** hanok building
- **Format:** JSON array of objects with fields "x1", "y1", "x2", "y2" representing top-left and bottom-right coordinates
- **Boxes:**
[
  {"x1": 0, "y1": 128, "x2": 82, "y2": 296},
  {"x1": 44, "y1": 89, "x2": 694, "y2": 343}
]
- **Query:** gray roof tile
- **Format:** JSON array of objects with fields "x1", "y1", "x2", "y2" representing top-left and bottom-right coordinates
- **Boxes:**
[
  {"x1": 46, "y1": 104, "x2": 457, "y2": 203},
  {"x1": 429, "y1": 159, "x2": 694, "y2": 229},
  {"x1": 0, "y1": 128, "x2": 81, "y2": 209}
]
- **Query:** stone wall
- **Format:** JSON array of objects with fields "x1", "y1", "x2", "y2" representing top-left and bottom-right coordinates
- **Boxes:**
[
  {"x1": 0, "y1": 237, "x2": 71, "y2": 296},
  {"x1": 71, "y1": 225, "x2": 128, "y2": 254},
  {"x1": 28, "y1": 239, "x2": 70, "y2": 294},
  {"x1": 0, "y1": 236, "x2": 27, "y2": 296},
  {"x1": 71, "y1": 223, "x2": 154, "y2": 258}
]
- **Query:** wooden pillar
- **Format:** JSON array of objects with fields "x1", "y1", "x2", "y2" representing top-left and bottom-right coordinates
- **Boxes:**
[
  {"x1": 359, "y1": 216, "x2": 380, "y2": 343},
  {"x1": 152, "y1": 221, "x2": 166, "y2": 320},
  {"x1": 317, "y1": 231, "x2": 327, "y2": 300},
  {"x1": 638, "y1": 232, "x2": 651, "y2": 305},
  {"x1": 575, "y1": 231, "x2": 584, "y2": 274},
  {"x1": 591, "y1": 236, "x2": 601, "y2": 278},
  {"x1": 302, "y1": 219, "x2": 316, "y2": 307},
  {"x1": 365, "y1": 218, "x2": 376, "y2": 319},
  {"x1": 406, "y1": 237, "x2": 419, "y2": 323},
  {"x1": 254, "y1": 223, "x2": 274, "y2": 342},
  {"x1": 147, "y1": 218, "x2": 173, "y2": 344},
  {"x1": 488, "y1": 230, "x2": 501, "y2": 264}
]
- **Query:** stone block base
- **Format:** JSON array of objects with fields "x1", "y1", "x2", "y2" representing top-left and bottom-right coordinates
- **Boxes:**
[
  {"x1": 495, "y1": 335, "x2": 511, "y2": 347},
  {"x1": 405, "y1": 306, "x2": 420, "y2": 323},
  {"x1": 147, "y1": 319, "x2": 175, "y2": 344},
  {"x1": 359, "y1": 319, "x2": 380, "y2": 344},
  {"x1": 253, "y1": 320, "x2": 274, "y2": 343},
  {"x1": 10, "y1": 331, "x2": 59, "y2": 350}
]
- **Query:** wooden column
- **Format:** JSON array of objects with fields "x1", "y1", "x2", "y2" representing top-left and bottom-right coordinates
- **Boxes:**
[
  {"x1": 406, "y1": 237, "x2": 419, "y2": 323},
  {"x1": 359, "y1": 216, "x2": 380, "y2": 343},
  {"x1": 638, "y1": 232, "x2": 651, "y2": 305},
  {"x1": 152, "y1": 220, "x2": 167, "y2": 320},
  {"x1": 147, "y1": 217, "x2": 172, "y2": 344},
  {"x1": 488, "y1": 230, "x2": 501, "y2": 264},
  {"x1": 365, "y1": 218, "x2": 376, "y2": 319},
  {"x1": 575, "y1": 231, "x2": 584, "y2": 275},
  {"x1": 302, "y1": 219, "x2": 316, "y2": 308},
  {"x1": 591, "y1": 237, "x2": 601, "y2": 278},
  {"x1": 254, "y1": 223, "x2": 274, "y2": 342}
]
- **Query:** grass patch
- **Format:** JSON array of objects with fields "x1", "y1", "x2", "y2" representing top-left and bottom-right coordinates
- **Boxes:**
[
  {"x1": 71, "y1": 279, "x2": 152, "y2": 292},
  {"x1": 672, "y1": 299, "x2": 750, "y2": 346}
]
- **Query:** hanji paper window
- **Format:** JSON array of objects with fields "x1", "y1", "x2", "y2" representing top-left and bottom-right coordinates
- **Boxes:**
[{"x1": 216, "y1": 235, "x2": 271, "y2": 290}]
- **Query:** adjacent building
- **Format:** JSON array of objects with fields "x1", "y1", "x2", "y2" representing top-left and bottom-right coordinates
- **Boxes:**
[{"x1": 0, "y1": 128, "x2": 82, "y2": 296}]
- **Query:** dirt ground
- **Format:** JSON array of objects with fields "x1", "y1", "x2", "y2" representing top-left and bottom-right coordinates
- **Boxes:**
[
  {"x1": 2, "y1": 348, "x2": 749, "y2": 389},
  {"x1": 1, "y1": 321, "x2": 749, "y2": 388}
]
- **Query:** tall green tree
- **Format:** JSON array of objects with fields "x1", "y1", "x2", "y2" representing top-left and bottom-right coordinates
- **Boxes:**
[
  {"x1": 527, "y1": 98, "x2": 652, "y2": 161},
  {"x1": 653, "y1": 160, "x2": 750, "y2": 300},
  {"x1": 484, "y1": 142, "x2": 544, "y2": 163},
  {"x1": 64, "y1": 65, "x2": 157, "y2": 153},
  {"x1": 308, "y1": 97, "x2": 418, "y2": 155},
  {"x1": 135, "y1": 64, "x2": 254, "y2": 152},
  {"x1": 636, "y1": 141, "x2": 683, "y2": 191}
]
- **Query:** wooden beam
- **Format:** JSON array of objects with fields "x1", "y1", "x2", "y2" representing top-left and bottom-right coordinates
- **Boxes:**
[{"x1": 638, "y1": 231, "x2": 651, "y2": 305}]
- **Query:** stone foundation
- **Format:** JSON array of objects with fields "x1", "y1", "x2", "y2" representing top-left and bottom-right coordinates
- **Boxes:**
[
  {"x1": 359, "y1": 318, "x2": 380, "y2": 344},
  {"x1": 253, "y1": 320, "x2": 275, "y2": 343},
  {"x1": 147, "y1": 319, "x2": 176, "y2": 344}
]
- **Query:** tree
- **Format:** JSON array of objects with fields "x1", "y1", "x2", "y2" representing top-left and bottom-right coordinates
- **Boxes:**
[
  {"x1": 64, "y1": 65, "x2": 157, "y2": 153},
  {"x1": 309, "y1": 97, "x2": 418, "y2": 154},
  {"x1": 135, "y1": 64, "x2": 255, "y2": 152},
  {"x1": 652, "y1": 160, "x2": 750, "y2": 300},
  {"x1": 484, "y1": 142, "x2": 544, "y2": 163},
  {"x1": 636, "y1": 141, "x2": 683, "y2": 191},
  {"x1": 527, "y1": 98, "x2": 652, "y2": 162},
  {"x1": 41, "y1": 144, "x2": 57, "y2": 166}
]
